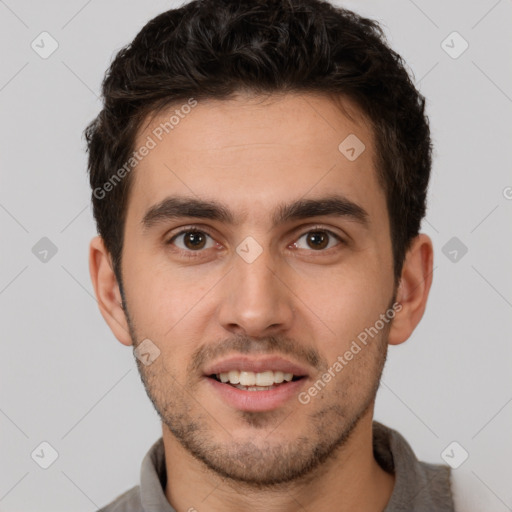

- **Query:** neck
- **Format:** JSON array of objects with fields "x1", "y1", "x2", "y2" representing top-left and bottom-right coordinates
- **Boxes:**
[{"x1": 163, "y1": 408, "x2": 395, "y2": 512}]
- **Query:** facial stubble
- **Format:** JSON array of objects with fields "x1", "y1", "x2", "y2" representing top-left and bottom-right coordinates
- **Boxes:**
[{"x1": 121, "y1": 290, "x2": 392, "y2": 488}]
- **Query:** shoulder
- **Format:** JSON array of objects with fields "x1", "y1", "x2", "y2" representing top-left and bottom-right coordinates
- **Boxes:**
[{"x1": 96, "y1": 485, "x2": 142, "y2": 512}]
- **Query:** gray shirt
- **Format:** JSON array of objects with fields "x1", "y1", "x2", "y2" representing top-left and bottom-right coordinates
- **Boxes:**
[{"x1": 97, "y1": 421, "x2": 454, "y2": 512}]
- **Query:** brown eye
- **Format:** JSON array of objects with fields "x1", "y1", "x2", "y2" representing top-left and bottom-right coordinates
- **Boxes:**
[
  {"x1": 169, "y1": 229, "x2": 215, "y2": 252},
  {"x1": 293, "y1": 230, "x2": 342, "y2": 251},
  {"x1": 183, "y1": 231, "x2": 207, "y2": 250},
  {"x1": 306, "y1": 231, "x2": 329, "y2": 250}
]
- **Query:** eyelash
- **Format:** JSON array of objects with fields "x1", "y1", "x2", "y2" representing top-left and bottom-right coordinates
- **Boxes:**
[{"x1": 165, "y1": 226, "x2": 345, "y2": 259}]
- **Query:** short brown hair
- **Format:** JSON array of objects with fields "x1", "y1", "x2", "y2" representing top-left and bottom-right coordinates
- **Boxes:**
[{"x1": 84, "y1": 0, "x2": 432, "y2": 285}]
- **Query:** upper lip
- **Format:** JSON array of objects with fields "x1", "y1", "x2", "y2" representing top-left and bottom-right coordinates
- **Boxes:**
[{"x1": 204, "y1": 355, "x2": 310, "y2": 377}]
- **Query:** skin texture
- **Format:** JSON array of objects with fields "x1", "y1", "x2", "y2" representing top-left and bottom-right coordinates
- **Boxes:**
[{"x1": 89, "y1": 92, "x2": 433, "y2": 512}]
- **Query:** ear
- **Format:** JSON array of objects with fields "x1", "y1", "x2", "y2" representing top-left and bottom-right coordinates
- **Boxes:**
[
  {"x1": 89, "y1": 236, "x2": 133, "y2": 346},
  {"x1": 388, "y1": 233, "x2": 434, "y2": 346}
]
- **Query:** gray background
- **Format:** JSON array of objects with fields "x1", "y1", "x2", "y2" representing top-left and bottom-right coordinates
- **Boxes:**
[{"x1": 1, "y1": 0, "x2": 511, "y2": 510}]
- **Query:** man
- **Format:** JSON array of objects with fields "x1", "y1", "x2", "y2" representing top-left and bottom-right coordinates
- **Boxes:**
[{"x1": 85, "y1": 1, "x2": 484, "y2": 510}]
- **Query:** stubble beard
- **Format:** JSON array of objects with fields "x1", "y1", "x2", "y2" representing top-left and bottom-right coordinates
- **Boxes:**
[{"x1": 122, "y1": 295, "x2": 391, "y2": 488}]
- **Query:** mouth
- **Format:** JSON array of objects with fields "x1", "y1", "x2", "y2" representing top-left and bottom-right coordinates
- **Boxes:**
[
  {"x1": 203, "y1": 356, "x2": 309, "y2": 411},
  {"x1": 208, "y1": 370, "x2": 305, "y2": 391}
]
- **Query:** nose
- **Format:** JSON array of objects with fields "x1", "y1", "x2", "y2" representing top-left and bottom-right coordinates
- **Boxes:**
[{"x1": 217, "y1": 245, "x2": 295, "y2": 338}]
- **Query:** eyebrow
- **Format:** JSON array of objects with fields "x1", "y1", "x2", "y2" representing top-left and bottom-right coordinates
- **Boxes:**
[{"x1": 141, "y1": 195, "x2": 369, "y2": 232}]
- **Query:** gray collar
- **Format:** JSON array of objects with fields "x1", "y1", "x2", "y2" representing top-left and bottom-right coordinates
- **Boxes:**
[
  {"x1": 374, "y1": 421, "x2": 455, "y2": 512},
  {"x1": 137, "y1": 421, "x2": 455, "y2": 512}
]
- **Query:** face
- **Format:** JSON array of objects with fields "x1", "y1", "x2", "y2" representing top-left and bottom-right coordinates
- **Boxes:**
[{"x1": 117, "y1": 93, "x2": 397, "y2": 485}]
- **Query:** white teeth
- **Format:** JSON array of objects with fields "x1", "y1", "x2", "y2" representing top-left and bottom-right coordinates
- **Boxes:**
[
  {"x1": 235, "y1": 385, "x2": 272, "y2": 391},
  {"x1": 274, "y1": 371, "x2": 284, "y2": 383},
  {"x1": 216, "y1": 370, "x2": 298, "y2": 387},
  {"x1": 239, "y1": 371, "x2": 256, "y2": 386},
  {"x1": 228, "y1": 370, "x2": 240, "y2": 384},
  {"x1": 255, "y1": 371, "x2": 274, "y2": 387}
]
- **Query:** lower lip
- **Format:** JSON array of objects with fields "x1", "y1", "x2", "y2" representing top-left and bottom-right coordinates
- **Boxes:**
[{"x1": 206, "y1": 377, "x2": 306, "y2": 412}]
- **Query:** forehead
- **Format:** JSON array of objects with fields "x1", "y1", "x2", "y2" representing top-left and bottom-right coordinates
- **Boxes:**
[{"x1": 128, "y1": 92, "x2": 385, "y2": 227}]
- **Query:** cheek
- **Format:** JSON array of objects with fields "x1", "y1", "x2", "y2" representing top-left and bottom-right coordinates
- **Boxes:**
[
  {"x1": 123, "y1": 254, "x2": 219, "y2": 344},
  {"x1": 293, "y1": 262, "x2": 390, "y2": 353}
]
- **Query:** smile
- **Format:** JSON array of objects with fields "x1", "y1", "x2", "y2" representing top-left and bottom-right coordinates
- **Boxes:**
[{"x1": 210, "y1": 370, "x2": 303, "y2": 391}]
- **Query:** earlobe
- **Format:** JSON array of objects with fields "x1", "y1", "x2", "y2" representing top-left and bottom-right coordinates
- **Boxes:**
[
  {"x1": 388, "y1": 233, "x2": 434, "y2": 346},
  {"x1": 89, "y1": 236, "x2": 133, "y2": 346}
]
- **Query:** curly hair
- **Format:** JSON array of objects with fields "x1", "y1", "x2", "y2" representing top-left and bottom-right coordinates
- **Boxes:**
[{"x1": 84, "y1": 0, "x2": 432, "y2": 285}]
